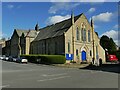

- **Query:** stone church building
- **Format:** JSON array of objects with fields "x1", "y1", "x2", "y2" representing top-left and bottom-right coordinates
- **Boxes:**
[{"x1": 5, "y1": 13, "x2": 106, "y2": 63}]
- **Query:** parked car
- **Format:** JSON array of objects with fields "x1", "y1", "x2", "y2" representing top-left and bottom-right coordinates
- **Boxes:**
[
  {"x1": 2, "y1": 55, "x2": 6, "y2": 60},
  {"x1": 13, "y1": 58, "x2": 17, "y2": 62},
  {"x1": 107, "y1": 54, "x2": 119, "y2": 64},
  {"x1": 8, "y1": 56, "x2": 13, "y2": 62},
  {"x1": 0, "y1": 56, "x2": 3, "y2": 60},
  {"x1": 5, "y1": 57, "x2": 9, "y2": 61},
  {"x1": 16, "y1": 57, "x2": 28, "y2": 64},
  {"x1": 0, "y1": 55, "x2": 9, "y2": 61}
]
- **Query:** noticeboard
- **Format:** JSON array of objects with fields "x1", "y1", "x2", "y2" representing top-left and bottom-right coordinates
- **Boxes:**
[{"x1": 66, "y1": 54, "x2": 73, "y2": 60}]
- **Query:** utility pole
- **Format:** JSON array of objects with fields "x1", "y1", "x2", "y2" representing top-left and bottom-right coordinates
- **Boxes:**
[
  {"x1": 91, "y1": 18, "x2": 95, "y2": 64},
  {"x1": 71, "y1": 11, "x2": 75, "y2": 62}
]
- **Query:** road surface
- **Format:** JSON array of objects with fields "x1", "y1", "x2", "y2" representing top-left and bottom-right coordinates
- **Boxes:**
[{"x1": 1, "y1": 60, "x2": 119, "y2": 88}]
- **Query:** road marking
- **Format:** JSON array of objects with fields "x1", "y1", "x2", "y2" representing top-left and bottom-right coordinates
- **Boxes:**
[
  {"x1": 42, "y1": 73, "x2": 67, "y2": 77},
  {"x1": 37, "y1": 76, "x2": 70, "y2": 82},
  {"x1": 2, "y1": 68, "x2": 56, "y2": 73},
  {"x1": 0, "y1": 85, "x2": 10, "y2": 88}
]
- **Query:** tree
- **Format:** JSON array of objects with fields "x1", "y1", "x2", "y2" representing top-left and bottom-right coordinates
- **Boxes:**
[
  {"x1": 100, "y1": 35, "x2": 117, "y2": 54},
  {"x1": 109, "y1": 38, "x2": 116, "y2": 52},
  {"x1": 100, "y1": 35, "x2": 110, "y2": 50}
]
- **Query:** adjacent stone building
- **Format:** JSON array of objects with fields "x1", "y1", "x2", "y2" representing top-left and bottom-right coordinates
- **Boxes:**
[
  {"x1": 4, "y1": 39, "x2": 11, "y2": 56},
  {"x1": 9, "y1": 24, "x2": 39, "y2": 57},
  {"x1": 0, "y1": 39, "x2": 6, "y2": 55}
]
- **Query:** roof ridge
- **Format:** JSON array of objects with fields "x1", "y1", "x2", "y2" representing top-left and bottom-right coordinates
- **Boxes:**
[
  {"x1": 15, "y1": 29, "x2": 28, "y2": 31},
  {"x1": 54, "y1": 13, "x2": 83, "y2": 25},
  {"x1": 33, "y1": 13, "x2": 83, "y2": 42},
  {"x1": 39, "y1": 13, "x2": 83, "y2": 31}
]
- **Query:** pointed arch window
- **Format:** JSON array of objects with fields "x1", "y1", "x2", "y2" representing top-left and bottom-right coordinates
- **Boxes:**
[
  {"x1": 76, "y1": 49, "x2": 78, "y2": 56},
  {"x1": 83, "y1": 28, "x2": 86, "y2": 41},
  {"x1": 68, "y1": 42, "x2": 70, "y2": 53},
  {"x1": 76, "y1": 27, "x2": 80, "y2": 40},
  {"x1": 90, "y1": 50, "x2": 92, "y2": 56},
  {"x1": 81, "y1": 28, "x2": 84, "y2": 41},
  {"x1": 88, "y1": 30, "x2": 91, "y2": 42}
]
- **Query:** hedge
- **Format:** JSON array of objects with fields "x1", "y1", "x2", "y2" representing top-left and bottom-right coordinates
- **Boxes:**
[{"x1": 20, "y1": 54, "x2": 66, "y2": 64}]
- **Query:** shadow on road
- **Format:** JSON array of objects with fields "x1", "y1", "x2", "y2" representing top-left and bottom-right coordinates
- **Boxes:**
[{"x1": 80, "y1": 64, "x2": 120, "y2": 74}]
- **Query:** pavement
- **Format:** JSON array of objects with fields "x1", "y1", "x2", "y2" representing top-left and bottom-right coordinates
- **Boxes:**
[
  {"x1": 1, "y1": 60, "x2": 119, "y2": 88},
  {"x1": 53, "y1": 63, "x2": 90, "y2": 68}
]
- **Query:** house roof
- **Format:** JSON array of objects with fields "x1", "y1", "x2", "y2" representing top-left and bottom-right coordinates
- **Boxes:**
[
  {"x1": 15, "y1": 29, "x2": 38, "y2": 38},
  {"x1": 26, "y1": 30, "x2": 39, "y2": 38},
  {"x1": 15, "y1": 29, "x2": 28, "y2": 37},
  {"x1": 33, "y1": 13, "x2": 83, "y2": 41}
]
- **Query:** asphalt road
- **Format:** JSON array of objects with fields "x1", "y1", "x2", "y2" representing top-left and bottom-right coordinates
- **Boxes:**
[{"x1": 1, "y1": 60, "x2": 119, "y2": 88}]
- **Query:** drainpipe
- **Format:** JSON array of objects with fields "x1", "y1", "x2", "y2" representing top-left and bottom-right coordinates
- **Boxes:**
[
  {"x1": 91, "y1": 18, "x2": 95, "y2": 65},
  {"x1": 71, "y1": 11, "x2": 75, "y2": 62}
]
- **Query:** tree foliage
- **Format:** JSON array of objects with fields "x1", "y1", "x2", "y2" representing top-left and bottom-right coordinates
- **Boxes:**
[{"x1": 100, "y1": 35, "x2": 117, "y2": 53}]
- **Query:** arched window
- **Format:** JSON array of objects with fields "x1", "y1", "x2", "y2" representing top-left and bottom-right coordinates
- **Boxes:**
[
  {"x1": 76, "y1": 49, "x2": 78, "y2": 56},
  {"x1": 55, "y1": 42, "x2": 58, "y2": 54},
  {"x1": 88, "y1": 30, "x2": 91, "y2": 42},
  {"x1": 96, "y1": 46, "x2": 99, "y2": 60},
  {"x1": 83, "y1": 28, "x2": 86, "y2": 41},
  {"x1": 42, "y1": 43, "x2": 44, "y2": 54},
  {"x1": 48, "y1": 43, "x2": 50, "y2": 55},
  {"x1": 90, "y1": 50, "x2": 92, "y2": 56},
  {"x1": 76, "y1": 27, "x2": 79, "y2": 40},
  {"x1": 68, "y1": 42, "x2": 70, "y2": 53},
  {"x1": 81, "y1": 28, "x2": 84, "y2": 41}
]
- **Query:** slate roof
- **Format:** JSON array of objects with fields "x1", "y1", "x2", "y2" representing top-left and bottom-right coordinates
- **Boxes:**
[
  {"x1": 15, "y1": 29, "x2": 28, "y2": 37},
  {"x1": 15, "y1": 29, "x2": 38, "y2": 38},
  {"x1": 33, "y1": 13, "x2": 83, "y2": 41},
  {"x1": 26, "y1": 30, "x2": 39, "y2": 38}
]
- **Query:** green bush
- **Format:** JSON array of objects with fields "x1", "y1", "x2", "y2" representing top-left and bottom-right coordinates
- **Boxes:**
[{"x1": 20, "y1": 54, "x2": 66, "y2": 64}]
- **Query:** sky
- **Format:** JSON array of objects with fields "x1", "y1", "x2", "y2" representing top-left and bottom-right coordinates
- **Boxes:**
[{"x1": 1, "y1": 2, "x2": 119, "y2": 46}]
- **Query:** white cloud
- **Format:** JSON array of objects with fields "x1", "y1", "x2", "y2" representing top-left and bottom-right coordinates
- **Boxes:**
[
  {"x1": 113, "y1": 24, "x2": 118, "y2": 29},
  {"x1": 49, "y1": 2, "x2": 80, "y2": 14},
  {"x1": 0, "y1": 31, "x2": 2, "y2": 39},
  {"x1": 7, "y1": 4, "x2": 22, "y2": 9},
  {"x1": 88, "y1": 8, "x2": 96, "y2": 13},
  {"x1": 100, "y1": 30, "x2": 120, "y2": 46},
  {"x1": 94, "y1": 24, "x2": 98, "y2": 29},
  {"x1": 7, "y1": 4, "x2": 14, "y2": 9},
  {"x1": 92, "y1": 12, "x2": 113, "y2": 22},
  {"x1": 46, "y1": 15, "x2": 71, "y2": 25},
  {"x1": 17, "y1": 5, "x2": 22, "y2": 9}
]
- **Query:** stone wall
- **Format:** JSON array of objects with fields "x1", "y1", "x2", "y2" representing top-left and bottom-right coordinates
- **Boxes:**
[{"x1": 30, "y1": 35, "x2": 65, "y2": 55}]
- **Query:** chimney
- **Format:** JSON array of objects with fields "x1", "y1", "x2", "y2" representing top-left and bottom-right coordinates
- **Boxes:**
[{"x1": 35, "y1": 22, "x2": 39, "y2": 31}]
